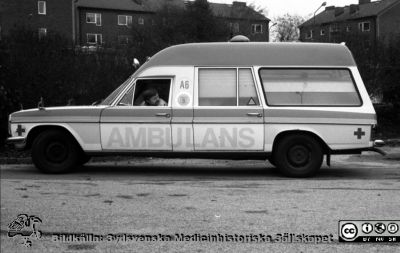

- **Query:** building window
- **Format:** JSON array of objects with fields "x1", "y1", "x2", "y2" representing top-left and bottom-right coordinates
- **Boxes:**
[
  {"x1": 234, "y1": 23, "x2": 239, "y2": 33},
  {"x1": 359, "y1": 22, "x2": 370, "y2": 32},
  {"x1": 118, "y1": 15, "x2": 132, "y2": 26},
  {"x1": 251, "y1": 24, "x2": 263, "y2": 34},
  {"x1": 320, "y1": 29, "x2": 325, "y2": 36},
  {"x1": 38, "y1": 28, "x2": 47, "y2": 39},
  {"x1": 346, "y1": 26, "x2": 351, "y2": 32},
  {"x1": 229, "y1": 23, "x2": 239, "y2": 33},
  {"x1": 87, "y1": 33, "x2": 102, "y2": 45},
  {"x1": 38, "y1": 1, "x2": 46, "y2": 15},
  {"x1": 306, "y1": 30, "x2": 313, "y2": 39},
  {"x1": 363, "y1": 40, "x2": 371, "y2": 48},
  {"x1": 330, "y1": 24, "x2": 340, "y2": 33},
  {"x1": 138, "y1": 17, "x2": 144, "y2": 25},
  {"x1": 86, "y1": 13, "x2": 101, "y2": 26},
  {"x1": 118, "y1": 35, "x2": 132, "y2": 45}
]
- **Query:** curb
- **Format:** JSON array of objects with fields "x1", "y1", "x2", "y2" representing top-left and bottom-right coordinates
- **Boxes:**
[
  {"x1": 0, "y1": 157, "x2": 32, "y2": 164},
  {"x1": 384, "y1": 139, "x2": 400, "y2": 146}
]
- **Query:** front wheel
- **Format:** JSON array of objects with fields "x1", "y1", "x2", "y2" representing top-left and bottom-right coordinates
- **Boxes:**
[
  {"x1": 31, "y1": 130, "x2": 80, "y2": 173},
  {"x1": 273, "y1": 134, "x2": 323, "y2": 178},
  {"x1": 267, "y1": 158, "x2": 276, "y2": 167},
  {"x1": 78, "y1": 154, "x2": 91, "y2": 165}
]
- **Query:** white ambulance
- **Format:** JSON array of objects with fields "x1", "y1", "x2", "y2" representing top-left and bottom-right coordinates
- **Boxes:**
[{"x1": 7, "y1": 37, "x2": 385, "y2": 177}]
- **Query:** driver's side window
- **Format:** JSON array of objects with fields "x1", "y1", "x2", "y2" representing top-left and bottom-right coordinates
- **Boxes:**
[
  {"x1": 117, "y1": 78, "x2": 171, "y2": 106},
  {"x1": 133, "y1": 79, "x2": 171, "y2": 106}
]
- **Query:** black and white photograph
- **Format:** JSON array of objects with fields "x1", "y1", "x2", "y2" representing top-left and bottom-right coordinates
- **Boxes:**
[{"x1": 1, "y1": 0, "x2": 400, "y2": 252}]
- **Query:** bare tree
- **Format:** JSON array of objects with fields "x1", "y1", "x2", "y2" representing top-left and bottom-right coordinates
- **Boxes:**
[
  {"x1": 273, "y1": 14, "x2": 305, "y2": 42},
  {"x1": 248, "y1": 1, "x2": 269, "y2": 17}
]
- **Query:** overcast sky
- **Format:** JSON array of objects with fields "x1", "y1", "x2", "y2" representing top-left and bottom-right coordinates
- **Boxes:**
[{"x1": 209, "y1": 0, "x2": 361, "y2": 18}]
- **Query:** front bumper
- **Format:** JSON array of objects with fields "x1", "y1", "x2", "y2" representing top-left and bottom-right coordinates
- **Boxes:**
[{"x1": 6, "y1": 136, "x2": 27, "y2": 150}]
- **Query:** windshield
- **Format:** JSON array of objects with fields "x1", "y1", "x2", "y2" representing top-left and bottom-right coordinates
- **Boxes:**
[{"x1": 100, "y1": 74, "x2": 134, "y2": 105}]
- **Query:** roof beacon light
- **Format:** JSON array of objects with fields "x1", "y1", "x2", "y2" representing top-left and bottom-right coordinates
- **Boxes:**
[{"x1": 229, "y1": 35, "x2": 250, "y2": 42}]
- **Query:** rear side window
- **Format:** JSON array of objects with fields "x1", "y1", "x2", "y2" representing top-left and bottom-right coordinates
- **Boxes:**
[
  {"x1": 259, "y1": 69, "x2": 362, "y2": 106},
  {"x1": 199, "y1": 69, "x2": 236, "y2": 106},
  {"x1": 198, "y1": 68, "x2": 260, "y2": 106}
]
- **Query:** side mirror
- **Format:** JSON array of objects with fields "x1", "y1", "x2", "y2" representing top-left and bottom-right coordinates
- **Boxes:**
[
  {"x1": 91, "y1": 99, "x2": 102, "y2": 106},
  {"x1": 38, "y1": 97, "x2": 45, "y2": 110},
  {"x1": 132, "y1": 58, "x2": 140, "y2": 69}
]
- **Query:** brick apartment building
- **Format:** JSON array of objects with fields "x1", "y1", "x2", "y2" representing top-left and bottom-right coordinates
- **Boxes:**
[
  {"x1": 0, "y1": 0, "x2": 270, "y2": 45},
  {"x1": 299, "y1": 0, "x2": 400, "y2": 47},
  {"x1": 0, "y1": 0, "x2": 74, "y2": 41},
  {"x1": 209, "y1": 1, "x2": 269, "y2": 41}
]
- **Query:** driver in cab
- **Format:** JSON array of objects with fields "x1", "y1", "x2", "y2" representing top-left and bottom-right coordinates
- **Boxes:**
[{"x1": 139, "y1": 88, "x2": 167, "y2": 106}]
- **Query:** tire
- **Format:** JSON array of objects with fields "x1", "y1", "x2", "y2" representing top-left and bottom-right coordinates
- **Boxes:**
[
  {"x1": 273, "y1": 134, "x2": 323, "y2": 178},
  {"x1": 268, "y1": 158, "x2": 276, "y2": 167},
  {"x1": 31, "y1": 129, "x2": 80, "y2": 173},
  {"x1": 78, "y1": 154, "x2": 91, "y2": 165}
]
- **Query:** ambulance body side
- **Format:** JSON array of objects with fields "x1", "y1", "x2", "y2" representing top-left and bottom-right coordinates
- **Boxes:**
[{"x1": 128, "y1": 42, "x2": 376, "y2": 155}]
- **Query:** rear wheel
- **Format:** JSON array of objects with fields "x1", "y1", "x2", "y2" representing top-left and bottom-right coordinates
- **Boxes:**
[
  {"x1": 31, "y1": 129, "x2": 80, "y2": 173},
  {"x1": 273, "y1": 134, "x2": 323, "y2": 178}
]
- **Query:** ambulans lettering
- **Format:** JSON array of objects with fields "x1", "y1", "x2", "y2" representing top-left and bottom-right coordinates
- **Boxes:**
[
  {"x1": 239, "y1": 128, "x2": 255, "y2": 148},
  {"x1": 106, "y1": 127, "x2": 171, "y2": 148},
  {"x1": 173, "y1": 127, "x2": 192, "y2": 147},
  {"x1": 105, "y1": 127, "x2": 255, "y2": 149},
  {"x1": 199, "y1": 128, "x2": 254, "y2": 148}
]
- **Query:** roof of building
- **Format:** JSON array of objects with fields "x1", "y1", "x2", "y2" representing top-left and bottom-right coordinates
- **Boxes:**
[
  {"x1": 77, "y1": 0, "x2": 184, "y2": 12},
  {"x1": 209, "y1": 2, "x2": 269, "y2": 21},
  {"x1": 134, "y1": 42, "x2": 356, "y2": 75},
  {"x1": 77, "y1": 0, "x2": 269, "y2": 20},
  {"x1": 300, "y1": 0, "x2": 400, "y2": 27}
]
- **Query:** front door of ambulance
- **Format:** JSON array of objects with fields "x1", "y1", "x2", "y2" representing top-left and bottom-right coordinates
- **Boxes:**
[
  {"x1": 100, "y1": 79, "x2": 172, "y2": 151},
  {"x1": 193, "y1": 68, "x2": 264, "y2": 151}
]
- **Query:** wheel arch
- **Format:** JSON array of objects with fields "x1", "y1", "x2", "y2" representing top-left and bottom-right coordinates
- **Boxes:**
[
  {"x1": 26, "y1": 124, "x2": 84, "y2": 153},
  {"x1": 272, "y1": 130, "x2": 331, "y2": 155}
]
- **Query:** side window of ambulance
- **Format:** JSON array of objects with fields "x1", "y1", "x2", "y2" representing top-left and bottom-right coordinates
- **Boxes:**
[
  {"x1": 132, "y1": 79, "x2": 171, "y2": 106},
  {"x1": 199, "y1": 69, "x2": 236, "y2": 106},
  {"x1": 239, "y1": 69, "x2": 260, "y2": 106},
  {"x1": 198, "y1": 68, "x2": 259, "y2": 106},
  {"x1": 259, "y1": 69, "x2": 362, "y2": 106}
]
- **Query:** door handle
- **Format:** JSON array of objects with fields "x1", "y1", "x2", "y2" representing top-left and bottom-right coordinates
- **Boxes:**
[
  {"x1": 155, "y1": 113, "x2": 170, "y2": 118},
  {"x1": 246, "y1": 112, "x2": 262, "y2": 117}
]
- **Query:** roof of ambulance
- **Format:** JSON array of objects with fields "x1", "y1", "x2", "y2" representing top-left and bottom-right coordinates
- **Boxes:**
[{"x1": 136, "y1": 42, "x2": 356, "y2": 74}]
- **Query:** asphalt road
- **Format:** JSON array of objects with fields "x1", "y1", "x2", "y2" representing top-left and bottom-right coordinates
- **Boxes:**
[{"x1": 1, "y1": 148, "x2": 400, "y2": 252}]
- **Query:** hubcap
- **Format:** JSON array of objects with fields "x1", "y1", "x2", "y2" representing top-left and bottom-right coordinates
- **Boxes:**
[
  {"x1": 287, "y1": 145, "x2": 309, "y2": 167},
  {"x1": 45, "y1": 142, "x2": 68, "y2": 163}
]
